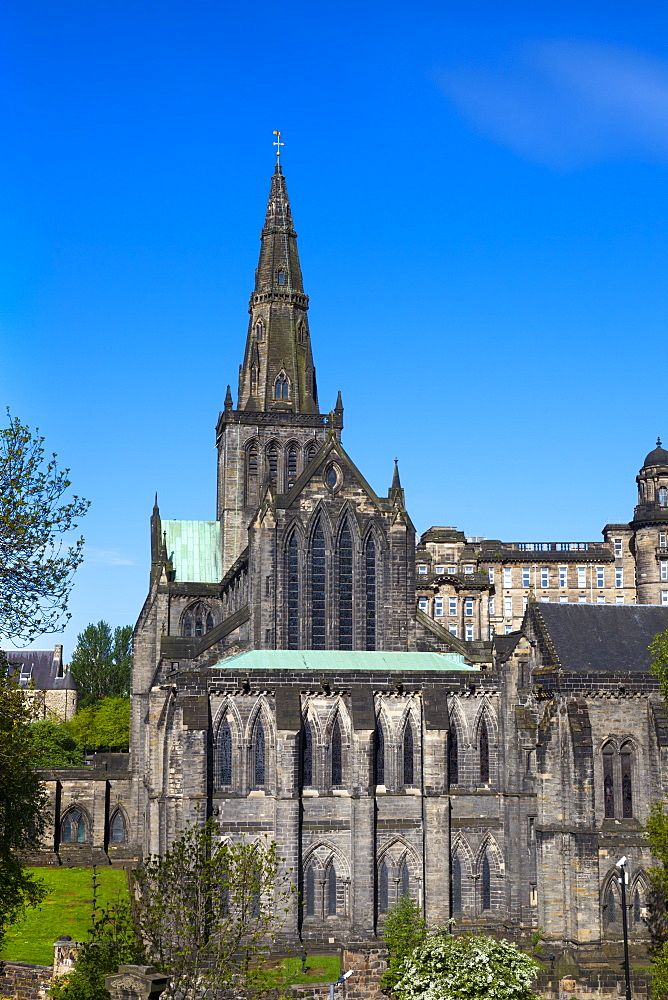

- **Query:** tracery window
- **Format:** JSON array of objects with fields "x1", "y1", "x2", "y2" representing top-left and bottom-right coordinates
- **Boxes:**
[
  {"x1": 286, "y1": 444, "x2": 299, "y2": 485},
  {"x1": 451, "y1": 854, "x2": 462, "y2": 913},
  {"x1": 375, "y1": 720, "x2": 385, "y2": 785},
  {"x1": 305, "y1": 865, "x2": 316, "y2": 916},
  {"x1": 286, "y1": 532, "x2": 300, "y2": 649},
  {"x1": 449, "y1": 726, "x2": 459, "y2": 785},
  {"x1": 604, "y1": 883, "x2": 617, "y2": 925},
  {"x1": 254, "y1": 719, "x2": 266, "y2": 787},
  {"x1": 274, "y1": 372, "x2": 289, "y2": 399},
  {"x1": 479, "y1": 718, "x2": 490, "y2": 783},
  {"x1": 621, "y1": 744, "x2": 633, "y2": 818},
  {"x1": 305, "y1": 442, "x2": 317, "y2": 465},
  {"x1": 331, "y1": 717, "x2": 343, "y2": 786},
  {"x1": 219, "y1": 719, "x2": 232, "y2": 786},
  {"x1": 183, "y1": 603, "x2": 214, "y2": 638},
  {"x1": 339, "y1": 520, "x2": 353, "y2": 650},
  {"x1": 109, "y1": 810, "x2": 125, "y2": 843},
  {"x1": 247, "y1": 445, "x2": 259, "y2": 503},
  {"x1": 400, "y1": 860, "x2": 409, "y2": 898},
  {"x1": 603, "y1": 744, "x2": 615, "y2": 818},
  {"x1": 302, "y1": 720, "x2": 313, "y2": 787},
  {"x1": 365, "y1": 535, "x2": 377, "y2": 650},
  {"x1": 379, "y1": 860, "x2": 389, "y2": 914},
  {"x1": 311, "y1": 520, "x2": 326, "y2": 649},
  {"x1": 633, "y1": 890, "x2": 641, "y2": 925},
  {"x1": 328, "y1": 865, "x2": 337, "y2": 915},
  {"x1": 481, "y1": 853, "x2": 491, "y2": 910},
  {"x1": 266, "y1": 443, "x2": 279, "y2": 482},
  {"x1": 403, "y1": 721, "x2": 414, "y2": 786},
  {"x1": 61, "y1": 808, "x2": 87, "y2": 844}
]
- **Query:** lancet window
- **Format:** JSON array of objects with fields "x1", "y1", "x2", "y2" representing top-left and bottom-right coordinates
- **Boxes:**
[
  {"x1": 378, "y1": 860, "x2": 389, "y2": 915},
  {"x1": 219, "y1": 719, "x2": 232, "y2": 786},
  {"x1": 479, "y1": 718, "x2": 490, "y2": 784},
  {"x1": 602, "y1": 741, "x2": 635, "y2": 819},
  {"x1": 109, "y1": 809, "x2": 126, "y2": 843},
  {"x1": 449, "y1": 726, "x2": 459, "y2": 785},
  {"x1": 302, "y1": 720, "x2": 313, "y2": 787},
  {"x1": 365, "y1": 535, "x2": 377, "y2": 650},
  {"x1": 311, "y1": 520, "x2": 326, "y2": 649},
  {"x1": 254, "y1": 719, "x2": 266, "y2": 787},
  {"x1": 246, "y1": 445, "x2": 259, "y2": 503},
  {"x1": 286, "y1": 532, "x2": 300, "y2": 649},
  {"x1": 403, "y1": 721, "x2": 414, "y2": 786},
  {"x1": 331, "y1": 717, "x2": 343, "y2": 786},
  {"x1": 339, "y1": 521, "x2": 353, "y2": 650},
  {"x1": 375, "y1": 720, "x2": 385, "y2": 785},
  {"x1": 481, "y1": 853, "x2": 491, "y2": 910},
  {"x1": 305, "y1": 442, "x2": 317, "y2": 465},
  {"x1": 266, "y1": 443, "x2": 279, "y2": 483},
  {"x1": 286, "y1": 444, "x2": 299, "y2": 485},
  {"x1": 274, "y1": 372, "x2": 289, "y2": 399},
  {"x1": 61, "y1": 808, "x2": 88, "y2": 844},
  {"x1": 328, "y1": 865, "x2": 337, "y2": 915},
  {"x1": 451, "y1": 854, "x2": 462, "y2": 913}
]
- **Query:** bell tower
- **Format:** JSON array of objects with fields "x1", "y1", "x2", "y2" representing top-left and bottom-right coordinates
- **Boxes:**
[{"x1": 632, "y1": 438, "x2": 668, "y2": 605}]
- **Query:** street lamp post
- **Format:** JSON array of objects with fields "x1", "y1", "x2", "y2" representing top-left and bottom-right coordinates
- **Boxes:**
[
  {"x1": 329, "y1": 969, "x2": 353, "y2": 1000},
  {"x1": 616, "y1": 856, "x2": 632, "y2": 1000}
]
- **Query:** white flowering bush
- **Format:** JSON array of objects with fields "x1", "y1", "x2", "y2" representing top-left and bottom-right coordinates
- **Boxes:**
[{"x1": 392, "y1": 929, "x2": 540, "y2": 1000}]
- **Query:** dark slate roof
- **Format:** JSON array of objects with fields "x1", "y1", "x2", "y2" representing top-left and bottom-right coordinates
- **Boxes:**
[
  {"x1": 494, "y1": 632, "x2": 523, "y2": 663},
  {"x1": 644, "y1": 439, "x2": 668, "y2": 467},
  {"x1": 533, "y1": 604, "x2": 668, "y2": 674},
  {"x1": 5, "y1": 648, "x2": 77, "y2": 690}
]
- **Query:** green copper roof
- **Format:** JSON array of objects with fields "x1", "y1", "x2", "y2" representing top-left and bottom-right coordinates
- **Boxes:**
[
  {"x1": 211, "y1": 650, "x2": 476, "y2": 671},
  {"x1": 163, "y1": 520, "x2": 222, "y2": 583}
]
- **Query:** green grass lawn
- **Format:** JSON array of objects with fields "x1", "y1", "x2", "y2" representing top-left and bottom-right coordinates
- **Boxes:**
[
  {"x1": 280, "y1": 955, "x2": 341, "y2": 984},
  {"x1": 1, "y1": 867, "x2": 129, "y2": 966}
]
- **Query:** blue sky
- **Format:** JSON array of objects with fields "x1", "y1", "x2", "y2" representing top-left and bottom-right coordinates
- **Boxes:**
[{"x1": 2, "y1": 0, "x2": 667, "y2": 655}]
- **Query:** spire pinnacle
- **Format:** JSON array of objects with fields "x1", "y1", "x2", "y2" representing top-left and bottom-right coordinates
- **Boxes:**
[
  {"x1": 392, "y1": 458, "x2": 401, "y2": 490},
  {"x1": 658, "y1": 436, "x2": 663, "y2": 448},
  {"x1": 224, "y1": 385, "x2": 233, "y2": 411},
  {"x1": 272, "y1": 130, "x2": 284, "y2": 171}
]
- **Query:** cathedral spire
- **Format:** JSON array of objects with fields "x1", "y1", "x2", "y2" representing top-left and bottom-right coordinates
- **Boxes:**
[{"x1": 237, "y1": 149, "x2": 318, "y2": 414}]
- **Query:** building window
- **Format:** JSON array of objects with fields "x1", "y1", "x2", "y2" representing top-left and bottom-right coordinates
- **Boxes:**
[
  {"x1": 302, "y1": 721, "x2": 313, "y2": 787},
  {"x1": 365, "y1": 536, "x2": 377, "y2": 650},
  {"x1": 604, "y1": 883, "x2": 617, "y2": 926},
  {"x1": 287, "y1": 532, "x2": 300, "y2": 649},
  {"x1": 449, "y1": 625, "x2": 458, "y2": 637},
  {"x1": 464, "y1": 598, "x2": 473, "y2": 616},
  {"x1": 616, "y1": 595, "x2": 625, "y2": 604},
  {"x1": 305, "y1": 442, "x2": 317, "y2": 465},
  {"x1": 578, "y1": 596, "x2": 586, "y2": 603},
  {"x1": 277, "y1": 268, "x2": 286, "y2": 285},
  {"x1": 338, "y1": 520, "x2": 354, "y2": 650},
  {"x1": 274, "y1": 372, "x2": 290, "y2": 399},
  {"x1": 503, "y1": 568, "x2": 512, "y2": 587},
  {"x1": 621, "y1": 744, "x2": 633, "y2": 818},
  {"x1": 522, "y1": 569, "x2": 530, "y2": 588},
  {"x1": 464, "y1": 565, "x2": 474, "y2": 575},
  {"x1": 400, "y1": 860, "x2": 410, "y2": 898},
  {"x1": 559, "y1": 567, "x2": 567, "y2": 588},
  {"x1": 522, "y1": 595, "x2": 528, "y2": 612},
  {"x1": 246, "y1": 445, "x2": 259, "y2": 503},
  {"x1": 449, "y1": 727, "x2": 458, "y2": 785},
  {"x1": 305, "y1": 865, "x2": 316, "y2": 916},
  {"x1": 61, "y1": 809, "x2": 87, "y2": 844},
  {"x1": 379, "y1": 860, "x2": 389, "y2": 914},
  {"x1": 434, "y1": 598, "x2": 443, "y2": 617},
  {"x1": 183, "y1": 603, "x2": 214, "y2": 638},
  {"x1": 661, "y1": 532, "x2": 667, "y2": 548},
  {"x1": 328, "y1": 865, "x2": 337, "y2": 915},
  {"x1": 255, "y1": 320, "x2": 264, "y2": 341},
  {"x1": 488, "y1": 597, "x2": 495, "y2": 615},
  {"x1": 286, "y1": 444, "x2": 299, "y2": 485},
  {"x1": 479, "y1": 719, "x2": 490, "y2": 783},
  {"x1": 451, "y1": 854, "x2": 462, "y2": 913},
  {"x1": 375, "y1": 721, "x2": 385, "y2": 785},
  {"x1": 505, "y1": 624, "x2": 512, "y2": 634},
  {"x1": 597, "y1": 595, "x2": 606, "y2": 604},
  {"x1": 219, "y1": 719, "x2": 232, "y2": 786},
  {"x1": 540, "y1": 596, "x2": 550, "y2": 603},
  {"x1": 311, "y1": 520, "x2": 326, "y2": 649},
  {"x1": 560, "y1": 596, "x2": 569, "y2": 603},
  {"x1": 109, "y1": 810, "x2": 125, "y2": 843},
  {"x1": 615, "y1": 568, "x2": 624, "y2": 588},
  {"x1": 661, "y1": 561, "x2": 668, "y2": 582},
  {"x1": 435, "y1": 565, "x2": 445, "y2": 574},
  {"x1": 488, "y1": 568, "x2": 494, "y2": 584},
  {"x1": 481, "y1": 853, "x2": 491, "y2": 910},
  {"x1": 662, "y1": 591, "x2": 668, "y2": 606},
  {"x1": 614, "y1": 538, "x2": 622, "y2": 557},
  {"x1": 577, "y1": 566, "x2": 586, "y2": 588},
  {"x1": 541, "y1": 568, "x2": 549, "y2": 587},
  {"x1": 447, "y1": 565, "x2": 456, "y2": 574},
  {"x1": 659, "y1": 488, "x2": 668, "y2": 506},
  {"x1": 603, "y1": 745, "x2": 615, "y2": 818},
  {"x1": 503, "y1": 596, "x2": 512, "y2": 617},
  {"x1": 254, "y1": 720, "x2": 266, "y2": 787},
  {"x1": 418, "y1": 565, "x2": 428, "y2": 575},
  {"x1": 418, "y1": 598, "x2": 427, "y2": 612},
  {"x1": 449, "y1": 598, "x2": 457, "y2": 616},
  {"x1": 403, "y1": 722, "x2": 414, "y2": 785},
  {"x1": 331, "y1": 718, "x2": 343, "y2": 785},
  {"x1": 597, "y1": 567, "x2": 605, "y2": 588},
  {"x1": 465, "y1": 624, "x2": 473, "y2": 641}
]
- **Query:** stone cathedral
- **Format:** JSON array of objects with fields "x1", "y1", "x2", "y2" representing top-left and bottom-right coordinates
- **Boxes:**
[{"x1": 36, "y1": 156, "x2": 668, "y2": 981}]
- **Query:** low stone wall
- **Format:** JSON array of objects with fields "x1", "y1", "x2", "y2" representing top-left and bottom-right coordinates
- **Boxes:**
[{"x1": 0, "y1": 962, "x2": 52, "y2": 1000}]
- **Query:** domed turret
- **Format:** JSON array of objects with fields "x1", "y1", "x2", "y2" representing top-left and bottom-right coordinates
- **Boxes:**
[
  {"x1": 643, "y1": 437, "x2": 668, "y2": 469},
  {"x1": 633, "y1": 436, "x2": 668, "y2": 604}
]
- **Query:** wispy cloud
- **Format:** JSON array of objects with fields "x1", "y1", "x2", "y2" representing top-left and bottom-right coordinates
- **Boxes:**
[
  {"x1": 85, "y1": 547, "x2": 135, "y2": 566},
  {"x1": 438, "y1": 41, "x2": 668, "y2": 168}
]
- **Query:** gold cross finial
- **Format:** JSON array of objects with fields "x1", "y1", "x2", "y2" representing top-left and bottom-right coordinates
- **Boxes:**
[{"x1": 272, "y1": 130, "x2": 284, "y2": 161}]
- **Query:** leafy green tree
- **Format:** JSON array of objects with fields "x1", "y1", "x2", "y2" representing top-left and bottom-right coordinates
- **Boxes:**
[
  {"x1": 651, "y1": 626, "x2": 668, "y2": 704},
  {"x1": 0, "y1": 412, "x2": 89, "y2": 643},
  {"x1": 67, "y1": 697, "x2": 130, "y2": 752},
  {"x1": 393, "y1": 929, "x2": 540, "y2": 1000},
  {"x1": 380, "y1": 895, "x2": 427, "y2": 992},
  {"x1": 25, "y1": 718, "x2": 84, "y2": 767},
  {"x1": 644, "y1": 626, "x2": 668, "y2": 997},
  {"x1": 70, "y1": 622, "x2": 132, "y2": 707},
  {"x1": 132, "y1": 819, "x2": 293, "y2": 999},
  {"x1": 0, "y1": 654, "x2": 48, "y2": 953}
]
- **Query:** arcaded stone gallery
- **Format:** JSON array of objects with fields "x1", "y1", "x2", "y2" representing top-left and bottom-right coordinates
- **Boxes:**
[{"x1": 35, "y1": 156, "x2": 668, "y2": 978}]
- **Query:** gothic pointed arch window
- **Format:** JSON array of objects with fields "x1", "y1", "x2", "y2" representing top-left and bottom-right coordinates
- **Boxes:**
[
  {"x1": 254, "y1": 718, "x2": 266, "y2": 787},
  {"x1": 603, "y1": 743, "x2": 615, "y2": 818},
  {"x1": 183, "y1": 603, "x2": 214, "y2": 639},
  {"x1": 400, "y1": 859, "x2": 410, "y2": 898},
  {"x1": 219, "y1": 719, "x2": 233, "y2": 786},
  {"x1": 61, "y1": 808, "x2": 88, "y2": 844},
  {"x1": 365, "y1": 534, "x2": 377, "y2": 650},
  {"x1": 633, "y1": 889, "x2": 642, "y2": 925},
  {"x1": 305, "y1": 865, "x2": 316, "y2": 916},
  {"x1": 621, "y1": 742, "x2": 634, "y2": 818},
  {"x1": 305, "y1": 441, "x2": 317, "y2": 465},
  {"x1": 479, "y1": 718, "x2": 490, "y2": 784},
  {"x1": 247, "y1": 444, "x2": 259, "y2": 503},
  {"x1": 255, "y1": 320, "x2": 264, "y2": 342},
  {"x1": 338, "y1": 519, "x2": 354, "y2": 650},
  {"x1": 251, "y1": 365, "x2": 258, "y2": 395},
  {"x1": 378, "y1": 860, "x2": 389, "y2": 915},
  {"x1": 109, "y1": 809, "x2": 126, "y2": 843},
  {"x1": 277, "y1": 268, "x2": 286, "y2": 286},
  {"x1": 375, "y1": 719, "x2": 385, "y2": 785},
  {"x1": 451, "y1": 854, "x2": 462, "y2": 913},
  {"x1": 266, "y1": 442, "x2": 279, "y2": 482},
  {"x1": 286, "y1": 443, "x2": 299, "y2": 486},
  {"x1": 286, "y1": 531, "x2": 300, "y2": 650},
  {"x1": 403, "y1": 720, "x2": 414, "y2": 786},
  {"x1": 331, "y1": 716, "x2": 343, "y2": 786},
  {"x1": 311, "y1": 519, "x2": 327, "y2": 649},
  {"x1": 328, "y1": 864, "x2": 337, "y2": 915},
  {"x1": 481, "y1": 852, "x2": 491, "y2": 910},
  {"x1": 449, "y1": 725, "x2": 459, "y2": 786},
  {"x1": 604, "y1": 881, "x2": 617, "y2": 926},
  {"x1": 302, "y1": 719, "x2": 313, "y2": 787},
  {"x1": 274, "y1": 372, "x2": 290, "y2": 399},
  {"x1": 297, "y1": 320, "x2": 307, "y2": 344}
]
